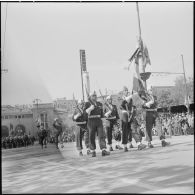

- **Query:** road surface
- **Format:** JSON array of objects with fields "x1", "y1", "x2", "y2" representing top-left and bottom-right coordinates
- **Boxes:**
[{"x1": 2, "y1": 135, "x2": 194, "y2": 193}]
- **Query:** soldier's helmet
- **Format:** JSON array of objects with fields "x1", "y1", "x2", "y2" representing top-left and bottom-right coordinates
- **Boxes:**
[
  {"x1": 90, "y1": 91, "x2": 97, "y2": 97},
  {"x1": 78, "y1": 99, "x2": 83, "y2": 104},
  {"x1": 123, "y1": 86, "x2": 128, "y2": 92}
]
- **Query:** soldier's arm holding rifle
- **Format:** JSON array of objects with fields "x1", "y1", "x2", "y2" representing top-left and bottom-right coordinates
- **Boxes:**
[{"x1": 85, "y1": 86, "x2": 95, "y2": 115}]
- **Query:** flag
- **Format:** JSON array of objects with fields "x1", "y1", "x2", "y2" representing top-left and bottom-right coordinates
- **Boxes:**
[{"x1": 80, "y1": 50, "x2": 87, "y2": 72}]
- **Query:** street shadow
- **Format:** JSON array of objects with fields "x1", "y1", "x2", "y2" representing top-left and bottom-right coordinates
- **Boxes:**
[{"x1": 110, "y1": 164, "x2": 194, "y2": 193}]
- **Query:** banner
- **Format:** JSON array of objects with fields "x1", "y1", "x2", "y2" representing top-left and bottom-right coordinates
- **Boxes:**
[{"x1": 80, "y1": 50, "x2": 87, "y2": 72}]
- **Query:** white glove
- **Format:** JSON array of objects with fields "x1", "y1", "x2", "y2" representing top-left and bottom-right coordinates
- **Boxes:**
[
  {"x1": 145, "y1": 101, "x2": 153, "y2": 108},
  {"x1": 125, "y1": 95, "x2": 132, "y2": 103},
  {"x1": 74, "y1": 113, "x2": 81, "y2": 120},
  {"x1": 89, "y1": 105, "x2": 95, "y2": 110},
  {"x1": 86, "y1": 105, "x2": 95, "y2": 114},
  {"x1": 105, "y1": 110, "x2": 112, "y2": 118}
]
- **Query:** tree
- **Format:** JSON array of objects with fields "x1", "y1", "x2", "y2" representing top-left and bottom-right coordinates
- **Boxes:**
[{"x1": 171, "y1": 76, "x2": 194, "y2": 105}]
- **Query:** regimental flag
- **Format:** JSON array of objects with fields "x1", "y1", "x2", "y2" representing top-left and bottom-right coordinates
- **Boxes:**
[
  {"x1": 80, "y1": 50, "x2": 87, "y2": 72},
  {"x1": 128, "y1": 39, "x2": 151, "y2": 70},
  {"x1": 138, "y1": 39, "x2": 151, "y2": 68}
]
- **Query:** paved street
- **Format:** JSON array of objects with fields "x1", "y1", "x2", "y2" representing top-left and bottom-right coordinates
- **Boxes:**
[{"x1": 2, "y1": 135, "x2": 194, "y2": 194}]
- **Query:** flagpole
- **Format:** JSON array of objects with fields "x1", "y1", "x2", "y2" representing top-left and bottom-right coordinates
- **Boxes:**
[
  {"x1": 136, "y1": 2, "x2": 147, "y2": 90},
  {"x1": 79, "y1": 50, "x2": 85, "y2": 101},
  {"x1": 181, "y1": 54, "x2": 189, "y2": 111}
]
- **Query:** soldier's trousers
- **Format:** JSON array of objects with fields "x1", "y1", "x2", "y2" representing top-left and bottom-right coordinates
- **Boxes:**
[
  {"x1": 145, "y1": 111, "x2": 154, "y2": 142},
  {"x1": 155, "y1": 120, "x2": 165, "y2": 140},
  {"x1": 40, "y1": 136, "x2": 47, "y2": 148},
  {"x1": 87, "y1": 118, "x2": 106, "y2": 150},
  {"x1": 75, "y1": 125, "x2": 89, "y2": 150},
  {"x1": 105, "y1": 120, "x2": 121, "y2": 145},
  {"x1": 121, "y1": 111, "x2": 129, "y2": 144},
  {"x1": 130, "y1": 120, "x2": 142, "y2": 143}
]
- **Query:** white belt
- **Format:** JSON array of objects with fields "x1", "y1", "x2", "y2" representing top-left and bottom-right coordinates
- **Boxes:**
[
  {"x1": 107, "y1": 116, "x2": 116, "y2": 120},
  {"x1": 76, "y1": 121, "x2": 86, "y2": 124},
  {"x1": 88, "y1": 115, "x2": 101, "y2": 118}
]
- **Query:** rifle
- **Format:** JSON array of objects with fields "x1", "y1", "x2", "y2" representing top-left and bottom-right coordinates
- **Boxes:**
[
  {"x1": 85, "y1": 85, "x2": 96, "y2": 107},
  {"x1": 73, "y1": 93, "x2": 83, "y2": 115},
  {"x1": 99, "y1": 89, "x2": 113, "y2": 114}
]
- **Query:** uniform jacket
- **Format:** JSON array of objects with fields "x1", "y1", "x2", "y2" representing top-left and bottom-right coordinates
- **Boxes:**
[
  {"x1": 84, "y1": 101, "x2": 104, "y2": 118},
  {"x1": 120, "y1": 98, "x2": 133, "y2": 112},
  {"x1": 72, "y1": 106, "x2": 88, "y2": 126},
  {"x1": 104, "y1": 104, "x2": 119, "y2": 121}
]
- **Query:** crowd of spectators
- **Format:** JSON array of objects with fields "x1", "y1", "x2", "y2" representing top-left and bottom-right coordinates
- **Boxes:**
[
  {"x1": 152, "y1": 111, "x2": 194, "y2": 136},
  {"x1": 2, "y1": 134, "x2": 36, "y2": 149}
]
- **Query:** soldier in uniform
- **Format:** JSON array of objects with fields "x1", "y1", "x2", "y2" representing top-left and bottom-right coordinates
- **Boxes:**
[
  {"x1": 53, "y1": 118, "x2": 63, "y2": 149},
  {"x1": 85, "y1": 91, "x2": 110, "y2": 157},
  {"x1": 104, "y1": 95, "x2": 123, "y2": 151},
  {"x1": 141, "y1": 88, "x2": 159, "y2": 148},
  {"x1": 39, "y1": 125, "x2": 47, "y2": 149},
  {"x1": 72, "y1": 99, "x2": 91, "y2": 156},
  {"x1": 120, "y1": 86, "x2": 147, "y2": 151}
]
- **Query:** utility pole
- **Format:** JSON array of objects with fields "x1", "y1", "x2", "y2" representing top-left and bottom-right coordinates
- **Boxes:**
[
  {"x1": 181, "y1": 54, "x2": 189, "y2": 111},
  {"x1": 33, "y1": 98, "x2": 41, "y2": 126},
  {"x1": 79, "y1": 50, "x2": 85, "y2": 101}
]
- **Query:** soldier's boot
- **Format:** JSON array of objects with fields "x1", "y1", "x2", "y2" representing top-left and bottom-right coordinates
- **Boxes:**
[
  {"x1": 92, "y1": 151, "x2": 96, "y2": 157},
  {"x1": 124, "y1": 147, "x2": 128, "y2": 152},
  {"x1": 148, "y1": 142, "x2": 154, "y2": 148},
  {"x1": 109, "y1": 146, "x2": 114, "y2": 151},
  {"x1": 116, "y1": 145, "x2": 123, "y2": 150},
  {"x1": 102, "y1": 150, "x2": 110, "y2": 156},
  {"x1": 138, "y1": 143, "x2": 147, "y2": 150},
  {"x1": 79, "y1": 151, "x2": 83, "y2": 156},
  {"x1": 129, "y1": 143, "x2": 134, "y2": 149},
  {"x1": 87, "y1": 149, "x2": 91, "y2": 155},
  {"x1": 162, "y1": 140, "x2": 171, "y2": 147}
]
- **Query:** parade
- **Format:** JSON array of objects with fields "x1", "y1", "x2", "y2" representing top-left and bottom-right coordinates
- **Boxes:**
[{"x1": 1, "y1": 2, "x2": 193, "y2": 194}]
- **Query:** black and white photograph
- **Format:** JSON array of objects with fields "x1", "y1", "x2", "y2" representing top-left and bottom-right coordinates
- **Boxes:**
[{"x1": 1, "y1": 1, "x2": 194, "y2": 194}]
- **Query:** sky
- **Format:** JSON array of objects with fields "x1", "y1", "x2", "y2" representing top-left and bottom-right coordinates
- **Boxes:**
[{"x1": 1, "y1": 2, "x2": 193, "y2": 105}]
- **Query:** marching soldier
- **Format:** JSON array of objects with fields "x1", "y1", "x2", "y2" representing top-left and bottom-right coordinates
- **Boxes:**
[
  {"x1": 104, "y1": 95, "x2": 123, "y2": 151},
  {"x1": 120, "y1": 86, "x2": 133, "y2": 152},
  {"x1": 140, "y1": 88, "x2": 167, "y2": 148},
  {"x1": 53, "y1": 118, "x2": 63, "y2": 149},
  {"x1": 72, "y1": 99, "x2": 91, "y2": 156},
  {"x1": 85, "y1": 91, "x2": 110, "y2": 157},
  {"x1": 39, "y1": 125, "x2": 47, "y2": 149},
  {"x1": 140, "y1": 89, "x2": 155, "y2": 148},
  {"x1": 120, "y1": 86, "x2": 146, "y2": 152}
]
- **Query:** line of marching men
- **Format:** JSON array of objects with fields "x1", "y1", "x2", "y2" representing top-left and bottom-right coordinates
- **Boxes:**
[
  {"x1": 71, "y1": 86, "x2": 171, "y2": 157},
  {"x1": 2, "y1": 134, "x2": 36, "y2": 149}
]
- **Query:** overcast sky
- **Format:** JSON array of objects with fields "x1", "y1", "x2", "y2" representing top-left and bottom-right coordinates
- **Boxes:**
[{"x1": 1, "y1": 2, "x2": 193, "y2": 105}]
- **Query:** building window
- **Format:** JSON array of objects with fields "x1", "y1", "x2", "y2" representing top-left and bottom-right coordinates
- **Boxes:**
[
  {"x1": 18, "y1": 115, "x2": 21, "y2": 119},
  {"x1": 5, "y1": 116, "x2": 8, "y2": 119},
  {"x1": 15, "y1": 116, "x2": 17, "y2": 119},
  {"x1": 22, "y1": 115, "x2": 24, "y2": 118}
]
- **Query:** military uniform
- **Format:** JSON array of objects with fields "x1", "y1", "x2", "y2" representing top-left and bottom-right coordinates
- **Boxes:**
[
  {"x1": 53, "y1": 120, "x2": 63, "y2": 149},
  {"x1": 85, "y1": 92, "x2": 110, "y2": 157},
  {"x1": 72, "y1": 102, "x2": 90, "y2": 155},
  {"x1": 142, "y1": 93, "x2": 157, "y2": 148},
  {"x1": 120, "y1": 96, "x2": 133, "y2": 150},
  {"x1": 104, "y1": 101, "x2": 122, "y2": 151}
]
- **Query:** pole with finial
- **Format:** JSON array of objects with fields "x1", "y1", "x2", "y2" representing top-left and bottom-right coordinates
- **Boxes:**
[{"x1": 136, "y1": 2, "x2": 147, "y2": 89}]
